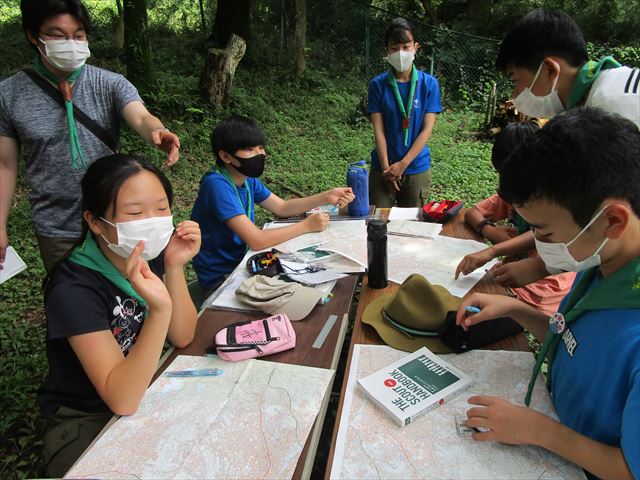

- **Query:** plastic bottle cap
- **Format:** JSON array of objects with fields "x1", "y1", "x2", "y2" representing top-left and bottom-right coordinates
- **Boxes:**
[{"x1": 368, "y1": 219, "x2": 387, "y2": 238}]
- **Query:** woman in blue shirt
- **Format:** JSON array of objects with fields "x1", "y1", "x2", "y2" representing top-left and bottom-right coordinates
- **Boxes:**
[{"x1": 368, "y1": 17, "x2": 442, "y2": 208}]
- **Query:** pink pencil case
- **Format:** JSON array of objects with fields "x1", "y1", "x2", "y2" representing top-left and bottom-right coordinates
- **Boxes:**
[{"x1": 214, "y1": 314, "x2": 296, "y2": 361}]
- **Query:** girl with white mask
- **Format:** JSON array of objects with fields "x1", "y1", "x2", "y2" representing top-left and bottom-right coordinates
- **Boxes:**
[
  {"x1": 38, "y1": 154, "x2": 200, "y2": 477},
  {"x1": 367, "y1": 17, "x2": 442, "y2": 208}
]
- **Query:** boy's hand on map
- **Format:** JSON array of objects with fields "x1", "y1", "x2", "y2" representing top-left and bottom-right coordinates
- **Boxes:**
[
  {"x1": 455, "y1": 248, "x2": 495, "y2": 279},
  {"x1": 303, "y1": 213, "x2": 330, "y2": 233},
  {"x1": 466, "y1": 395, "x2": 548, "y2": 446},
  {"x1": 455, "y1": 293, "x2": 522, "y2": 331}
]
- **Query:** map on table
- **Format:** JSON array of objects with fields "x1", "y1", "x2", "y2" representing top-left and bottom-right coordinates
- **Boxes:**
[
  {"x1": 387, "y1": 235, "x2": 499, "y2": 297},
  {"x1": 265, "y1": 220, "x2": 369, "y2": 268},
  {"x1": 330, "y1": 345, "x2": 586, "y2": 480},
  {"x1": 267, "y1": 220, "x2": 499, "y2": 297},
  {"x1": 209, "y1": 220, "x2": 495, "y2": 310},
  {"x1": 66, "y1": 355, "x2": 334, "y2": 479}
]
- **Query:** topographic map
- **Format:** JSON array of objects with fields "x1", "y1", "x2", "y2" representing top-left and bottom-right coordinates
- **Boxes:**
[
  {"x1": 67, "y1": 355, "x2": 333, "y2": 479},
  {"x1": 386, "y1": 235, "x2": 499, "y2": 297},
  {"x1": 330, "y1": 345, "x2": 585, "y2": 480}
]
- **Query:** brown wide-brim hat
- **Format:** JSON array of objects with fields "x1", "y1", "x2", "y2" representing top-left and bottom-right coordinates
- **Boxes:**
[{"x1": 362, "y1": 273, "x2": 462, "y2": 353}]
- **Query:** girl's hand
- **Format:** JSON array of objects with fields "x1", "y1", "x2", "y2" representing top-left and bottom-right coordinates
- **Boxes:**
[
  {"x1": 455, "y1": 292, "x2": 522, "y2": 331},
  {"x1": 383, "y1": 161, "x2": 407, "y2": 179},
  {"x1": 164, "y1": 220, "x2": 201, "y2": 268},
  {"x1": 455, "y1": 249, "x2": 495, "y2": 279},
  {"x1": 466, "y1": 395, "x2": 547, "y2": 446},
  {"x1": 384, "y1": 175, "x2": 401, "y2": 192},
  {"x1": 490, "y1": 257, "x2": 547, "y2": 287},
  {"x1": 303, "y1": 213, "x2": 329, "y2": 232},
  {"x1": 484, "y1": 225, "x2": 518, "y2": 244},
  {"x1": 325, "y1": 188, "x2": 355, "y2": 208},
  {"x1": 126, "y1": 241, "x2": 172, "y2": 312}
]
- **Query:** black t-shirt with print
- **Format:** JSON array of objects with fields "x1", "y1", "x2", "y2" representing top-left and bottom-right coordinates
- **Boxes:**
[{"x1": 37, "y1": 254, "x2": 164, "y2": 415}]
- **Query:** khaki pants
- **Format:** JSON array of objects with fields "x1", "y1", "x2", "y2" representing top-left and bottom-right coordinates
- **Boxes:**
[
  {"x1": 42, "y1": 406, "x2": 112, "y2": 478},
  {"x1": 369, "y1": 168, "x2": 432, "y2": 208},
  {"x1": 36, "y1": 235, "x2": 79, "y2": 274}
]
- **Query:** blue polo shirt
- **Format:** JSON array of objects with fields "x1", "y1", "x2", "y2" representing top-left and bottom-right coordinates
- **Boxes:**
[
  {"x1": 551, "y1": 273, "x2": 640, "y2": 478},
  {"x1": 368, "y1": 69, "x2": 442, "y2": 174},
  {"x1": 191, "y1": 171, "x2": 272, "y2": 289}
]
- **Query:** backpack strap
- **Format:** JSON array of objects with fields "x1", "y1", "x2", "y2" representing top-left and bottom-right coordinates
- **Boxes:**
[{"x1": 23, "y1": 68, "x2": 118, "y2": 153}]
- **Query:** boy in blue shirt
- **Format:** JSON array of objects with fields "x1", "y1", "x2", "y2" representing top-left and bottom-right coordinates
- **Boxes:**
[
  {"x1": 191, "y1": 116, "x2": 354, "y2": 294},
  {"x1": 456, "y1": 108, "x2": 639, "y2": 479}
]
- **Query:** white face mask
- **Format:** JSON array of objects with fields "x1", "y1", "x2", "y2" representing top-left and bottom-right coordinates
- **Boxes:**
[
  {"x1": 534, "y1": 207, "x2": 609, "y2": 273},
  {"x1": 39, "y1": 38, "x2": 91, "y2": 72},
  {"x1": 100, "y1": 216, "x2": 174, "y2": 261},
  {"x1": 512, "y1": 62, "x2": 564, "y2": 118},
  {"x1": 387, "y1": 50, "x2": 415, "y2": 73}
]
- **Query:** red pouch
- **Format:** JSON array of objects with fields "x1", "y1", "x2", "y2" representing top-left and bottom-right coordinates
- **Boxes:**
[{"x1": 420, "y1": 200, "x2": 464, "y2": 223}]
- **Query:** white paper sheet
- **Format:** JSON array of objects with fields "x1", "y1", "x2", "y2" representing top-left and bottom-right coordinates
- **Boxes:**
[
  {"x1": 0, "y1": 246, "x2": 27, "y2": 284},
  {"x1": 388, "y1": 207, "x2": 419, "y2": 221}
]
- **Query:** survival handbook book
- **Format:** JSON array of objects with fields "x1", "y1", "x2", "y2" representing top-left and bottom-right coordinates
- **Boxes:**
[{"x1": 358, "y1": 346, "x2": 473, "y2": 427}]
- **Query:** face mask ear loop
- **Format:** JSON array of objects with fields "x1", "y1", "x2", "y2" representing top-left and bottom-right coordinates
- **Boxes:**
[
  {"x1": 549, "y1": 67, "x2": 560, "y2": 93},
  {"x1": 529, "y1": 62, "x2": 545, "y2": 90},
  {"x1": 566, "y1": 206, "x2": 608, "y2": 247}
]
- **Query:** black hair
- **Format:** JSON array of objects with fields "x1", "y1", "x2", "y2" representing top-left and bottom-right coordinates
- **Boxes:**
[
  {"x1": 385, "y1": 17, "x2": 416, "y2": 48},
  {"x1": 81, "y1": 154, "x2": 173, "y2": 223},
  {"x1": 210, "y1": 115, "x2": 266, "y2": 167},
  {"x1": 44, "y1": 154, "x2": 172, "y2": 284},
  {"x1": 498, "y1": 107, "x2": 640, "y2": 227},
  {"x1": 21, "y1": 0, "x2": 92, "y2": 49},
  {"x1": 491, "y1": 121, "x2": 539, "y2": 172},
  {"x1": 496, "y1": 9, "x2": 588, "y2": 72}
]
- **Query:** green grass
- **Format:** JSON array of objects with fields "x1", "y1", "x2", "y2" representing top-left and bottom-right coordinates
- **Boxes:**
[{"x1": 0, "y1": 3, "x2": 497, "y2": 478}]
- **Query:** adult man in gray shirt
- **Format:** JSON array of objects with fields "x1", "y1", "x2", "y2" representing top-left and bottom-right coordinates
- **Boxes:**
[{"x1": 0, "y1": 0, "x2": 181, "y2": 273}]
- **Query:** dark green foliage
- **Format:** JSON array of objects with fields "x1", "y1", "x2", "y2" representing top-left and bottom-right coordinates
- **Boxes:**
[{"x1": 0, "y1": 1, "x2": 634, "y2": 478}]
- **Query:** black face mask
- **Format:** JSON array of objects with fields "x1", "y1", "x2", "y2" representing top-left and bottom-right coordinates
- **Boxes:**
[{"x1": 231, "y1": 153, "x2": 266, "y2": 178}]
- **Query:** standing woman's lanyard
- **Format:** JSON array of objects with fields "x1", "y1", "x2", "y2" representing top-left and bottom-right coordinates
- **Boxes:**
[
  {"x1": 215, "y1": 165, "x2": 253, "y2": 220},
  {"x1": 387, "y1": 66, "x2": 419, "y2": 147}
]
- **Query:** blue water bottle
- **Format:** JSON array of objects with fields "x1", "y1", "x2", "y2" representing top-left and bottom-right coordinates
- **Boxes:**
[{"x1": 346, "y1": 160, "x2": 369, "y2": 217}]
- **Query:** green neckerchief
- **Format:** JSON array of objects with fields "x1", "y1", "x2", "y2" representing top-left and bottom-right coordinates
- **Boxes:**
[
  {"x1": 213, "y1": 165, "x2": 253, "y2": 219},
  {"x1": 567, "y1": 56, "x2": 621, "y2": 109},
  {"x1": 512, "y1": 211, "x2": 531, "y2": 236},
  {"x1": 387, "y1": 66, "x2": 419, "y2": 147},
  {"x1": 525, "y1": 257, "x2": 640, "y2": 406},
  {"x1": 69, "y1": 233, "x2": 148, "y2": 314},
  {"x1": 33, "y1": 55, "x2": 86, "y2": 169}
]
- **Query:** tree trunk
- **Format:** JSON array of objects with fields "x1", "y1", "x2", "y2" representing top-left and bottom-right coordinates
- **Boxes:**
[
  {"x1": 123, "y1": 0, "x2": 156, "y2": 92},
  {"x1": 294, "y1": 0, "x2": 307, "y2": 76},
  {"x1": 210, "y1": 0, "x2": 251, "y2": 48},
  {"x1": 420, "y1": 0, "x2": 439, "y2": 27},
  {"x1": 199, "y1": 34, "x2": 247, "y2": 107}
]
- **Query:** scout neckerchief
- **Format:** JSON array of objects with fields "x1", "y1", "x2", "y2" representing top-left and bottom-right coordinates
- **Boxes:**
[
  {"x1": 567, "y1": 56, "x2": 621, "y2": 109},
  {"x1": 525, "y1": 256, "x2": 640, "y2": 406},
  {"x1": 388, "y1": 66, "x2": 419, "y2": 147},
  {"x1": 213, "y1": 165, "x2": 253, "y2": 220},
  {"x1": 34, "y1": 55, "x2": 87, "y2": 169},
  {"x1": 511, "y1": 210, "x2": 531, "y2": 236},
  {"x1": 69, "y1": 233, "x2": 148, "y2": 315}
]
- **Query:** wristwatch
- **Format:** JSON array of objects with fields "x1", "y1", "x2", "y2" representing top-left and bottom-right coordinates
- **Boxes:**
[{"x1": 474, "y1": 218, "x2": 495, "y2": 233}]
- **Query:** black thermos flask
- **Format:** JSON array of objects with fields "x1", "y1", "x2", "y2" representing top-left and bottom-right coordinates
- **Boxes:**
[{"x1": 367, "y1": 220, "x2": 388, "y2": 289}]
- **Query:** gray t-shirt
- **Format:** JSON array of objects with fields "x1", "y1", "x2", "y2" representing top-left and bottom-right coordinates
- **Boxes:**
[{"x1": 0, "y1": 65, "x2": 142, "y2": 237}]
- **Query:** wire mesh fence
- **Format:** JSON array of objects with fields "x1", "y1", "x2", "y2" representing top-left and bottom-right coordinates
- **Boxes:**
[
  {"x1": 144, "y1": 0, "x2": 505, "y2": 113},
  {"x1": 275, "y1": 0, "x2": 504, "y2": 111}
]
